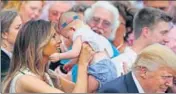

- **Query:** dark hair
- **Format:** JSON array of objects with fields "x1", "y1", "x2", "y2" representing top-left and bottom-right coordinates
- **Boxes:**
[
  {"x1": 2, "y1": 20, "x2": 54, "y2": 93},
  {"x1": 0, "y1": 9, "x2": 18, "y2": 38},
  {"x1": 133, "y1": 7, "x2": 172, "y2": 38},
  {"x1": 111, "y1": 1, "x2": 130, "y2": 21},
  {"x1": 168, "y1": 6, "x2": 176, "y2": 24},
  {"x1": 111, "y1": 1, "x2": 138, "y2": 41}
]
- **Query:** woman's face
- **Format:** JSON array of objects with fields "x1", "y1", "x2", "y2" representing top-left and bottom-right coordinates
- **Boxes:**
[
  {"x1": 21, "y1": 1, "x2": 43, "y2": 23},
  {"x1": 6, "y1": 15, "x2": 22, "y2": 46},
  {"x1": 43, "y1": 28, "x2": 62, "y2": 57}
]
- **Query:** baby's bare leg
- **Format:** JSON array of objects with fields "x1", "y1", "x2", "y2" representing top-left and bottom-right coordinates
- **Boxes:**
[{"x1": 88, "y1": 75, "x2": 99, "y2": 93}]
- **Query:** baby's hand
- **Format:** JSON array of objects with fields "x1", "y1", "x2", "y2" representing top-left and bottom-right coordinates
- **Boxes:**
[{"x1": 49, "y1": 53, "x2": 60, "y2": 62}]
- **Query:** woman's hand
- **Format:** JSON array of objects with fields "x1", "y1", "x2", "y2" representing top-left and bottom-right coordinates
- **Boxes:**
[{"x1": 78, "y1": 43, "x2": 94, "y2": 66}]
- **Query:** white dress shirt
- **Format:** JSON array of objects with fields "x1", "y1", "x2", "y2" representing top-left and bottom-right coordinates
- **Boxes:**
[
  {"x1": 132, "y1": 72, "x2": 145, "y2": 93},
  {"x1": 111, "y1": 47, "x2": 137, "y2": 77},
  {"x1": 1, "y1": 47, "x2": 12, "y2": 58}
]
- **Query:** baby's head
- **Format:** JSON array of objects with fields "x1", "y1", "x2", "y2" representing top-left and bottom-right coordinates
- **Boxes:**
[
  {"x1": 59, "y1": 12, "x2": 84, "y2": 32},
  {"x1": 58, "y1": 11, "x2": 83, "y2": 39}
]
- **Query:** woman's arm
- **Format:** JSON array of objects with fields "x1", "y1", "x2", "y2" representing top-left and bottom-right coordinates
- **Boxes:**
[
  {"x1": 19, "y1": 43, "x2": 93, "y2": 93},
  {"x1": 72, "y1": 43, "x2": 94, "y2": 93}
]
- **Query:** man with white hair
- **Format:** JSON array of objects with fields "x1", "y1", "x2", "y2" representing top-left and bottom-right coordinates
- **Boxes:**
[
  {"x1": 76, "y1": 1, "x2": 121, "y2": 92},
  {"x1": 84, "y1": 1, "x2": 120, "y2": 42}
]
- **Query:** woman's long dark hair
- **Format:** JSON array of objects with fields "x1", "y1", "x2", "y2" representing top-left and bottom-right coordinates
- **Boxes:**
[{"x1": 2, "y1": 20, "x2": 55, "y2": 93}]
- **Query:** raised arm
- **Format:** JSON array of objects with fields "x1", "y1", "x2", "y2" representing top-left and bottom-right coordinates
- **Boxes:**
[
  {"x1": 72, "y1": 43, "x2": 94, "y2": 93},
  {"x1": 18, "y1": 43, "x2": 93, "y2": 93}
]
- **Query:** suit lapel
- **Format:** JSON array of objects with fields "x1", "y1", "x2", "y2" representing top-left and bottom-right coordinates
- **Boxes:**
[{"x1": 124, "y1": 72, "x2": 139, "y2": 93}]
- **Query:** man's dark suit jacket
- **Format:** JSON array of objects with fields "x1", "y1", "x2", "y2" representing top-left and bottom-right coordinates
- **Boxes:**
[
  {"x1": 1, "y1": 50, "x2": 10, "y2": 81},
  {"x1": 98, "y1": 72, "x2": 139, "y2": 93}
]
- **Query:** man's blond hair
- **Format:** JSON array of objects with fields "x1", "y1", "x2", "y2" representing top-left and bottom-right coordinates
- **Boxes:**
[{"x1": 132, "y1": 43, "x2": 176, "y2": 72}]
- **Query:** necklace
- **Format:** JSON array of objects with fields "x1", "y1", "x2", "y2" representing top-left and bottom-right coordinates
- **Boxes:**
[{"x1": 116, "y1": 43, "x2": 124, "y2": 50}]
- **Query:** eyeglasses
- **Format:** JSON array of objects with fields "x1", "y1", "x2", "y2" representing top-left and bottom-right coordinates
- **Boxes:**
[{"x1": 90, "y1": 16, "x2": 112, "y2": 28}]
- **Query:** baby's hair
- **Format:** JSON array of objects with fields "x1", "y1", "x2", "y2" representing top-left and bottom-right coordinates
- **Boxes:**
[{"x1": 59, "y1": 12, "x2": 80, "y2": 30}]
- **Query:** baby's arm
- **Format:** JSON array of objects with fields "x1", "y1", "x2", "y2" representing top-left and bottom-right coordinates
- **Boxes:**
[
  {"x1": 49, "y1": 36, "x2": 82, "y2": 62},
  {"x1": 59, "y1": 36, "x2": 82, "y2": 59}
]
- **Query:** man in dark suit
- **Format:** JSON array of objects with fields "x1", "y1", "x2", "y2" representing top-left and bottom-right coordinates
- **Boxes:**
[
  {"x1": 1, "y1": 49, "x2": 11, "y2": 81},
  {"x1": 98, "y1": 72, "x2": 139, "y2": 93},
  {"x1": 99, "y1": 44, "x2": 176, "y2": 93}
]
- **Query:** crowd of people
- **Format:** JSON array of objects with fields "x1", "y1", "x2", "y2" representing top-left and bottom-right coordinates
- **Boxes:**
[{"x1": 1, "y1": 1, "x2": 176, "y2": 93}]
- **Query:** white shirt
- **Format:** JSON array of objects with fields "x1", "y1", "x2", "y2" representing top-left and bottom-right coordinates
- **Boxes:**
[
  {"x1": 1, "y1": 47, "x2": 12, "y2": 58},
  {"x1": 111, "y1": 46, "x2": 137, "y2": 77},
  {"x1": 72, "y1": 26, "x2": 113, "y2": 58},
  {"x1": 132, "y1": 72, "x2": 145, "y2": 93}
]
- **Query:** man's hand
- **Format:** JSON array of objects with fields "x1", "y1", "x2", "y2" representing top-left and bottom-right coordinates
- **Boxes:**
[{"x1": 123, "y1": 62, "x2": 128, "y2": 74}]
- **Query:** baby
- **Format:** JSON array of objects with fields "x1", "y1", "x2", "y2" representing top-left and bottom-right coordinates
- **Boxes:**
[{"x1": 49, "y1": 12, "x2": 117, "y2": 92}]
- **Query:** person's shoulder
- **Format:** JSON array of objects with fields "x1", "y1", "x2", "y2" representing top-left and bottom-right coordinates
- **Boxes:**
[
  {"x1": 98, "y1": 75, "x2": 126, "y2": 93},
  {"x1": 111, "y1": 46, "x2": 136, "y2": 62},
  {"x1": 17, "y1": 73, "x2": 49, "y2": 92},
  {"x1": 111, "y1": 52, "x2": 130, "y2": 62},
  {"x1": 1, "y1": 50, "x2": 10, "y2": 67},
  {"x1": 18, "y1": 74, "x2": 40, "y2": 83},
  {"x1": 1, "y1": 50, "x2": 10, "y2": 59},
  {"x1": 125, "y1": 46, "x2": 136, "y2": 55}
]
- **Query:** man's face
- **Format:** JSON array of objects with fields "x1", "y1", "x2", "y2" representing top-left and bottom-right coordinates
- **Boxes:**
[
  {"x1": 87, "y1": 7, "x2": 113, "y2": 39},
  {"x1": 48, "y1": 2, "x2": 72, "y2": 23},
  {"x1": 143, "y1": 67, "x2": 174, "y2": 93},
  {"x1": 165, "y1": 26, "x2": 176, "y2": 53},
  {"x1": 148, "y1": 21, "x2": 170, "y2": 45}
]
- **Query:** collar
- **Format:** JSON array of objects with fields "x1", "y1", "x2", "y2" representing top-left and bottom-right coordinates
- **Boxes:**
[
  {"x1": 132, "y1": 72, "x2": 145, "y2": 93},
  {"x1": 1, "y1": 47, "x2": 12, "y2": 58}
]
